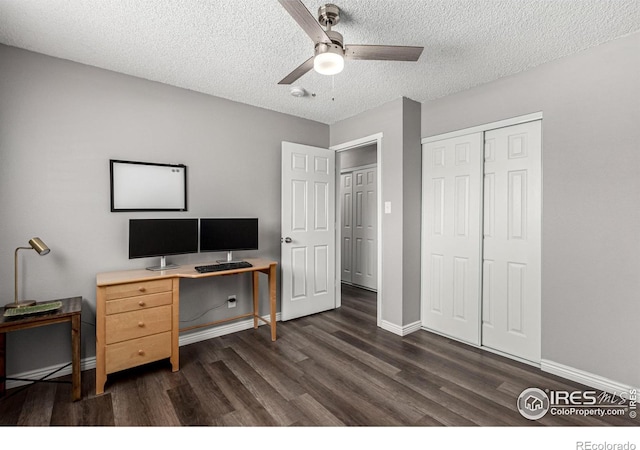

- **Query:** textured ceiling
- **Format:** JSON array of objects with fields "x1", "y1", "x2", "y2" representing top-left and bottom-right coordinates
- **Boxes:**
[{"x1": 1, "y1": 0, "x2": 639, "y2": 124}]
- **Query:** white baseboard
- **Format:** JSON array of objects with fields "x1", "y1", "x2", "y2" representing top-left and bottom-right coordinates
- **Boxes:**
[
  {"x1": 418, "y1": 326, "x2": 637, "y2": 394},
  {"x1": 541, "y1": 359, "x2": 638, "y2": 394},
  {"x1": 4, "y1": 357, "x2": 98, "y2": 391},
  {"x1": 402, "y1": 320, "x2": 422, "y2": 335},
  {"x1": 179, "y1": 312, "x2": 281, "y2": 346},
  {"x1": 4, "y1": 313, "x2": 280, "y2": 391},
  {"x1": 380, "y1": 319, "x2": 421, "y2": 336}
]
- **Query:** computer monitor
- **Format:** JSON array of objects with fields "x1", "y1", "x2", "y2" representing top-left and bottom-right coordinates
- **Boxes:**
[
  {"x1": 199, "y1": 218, "x2": 258, "y2": 263},
  {"x1": 129, "y1": 218, "x2": 198, "y2": 270}
]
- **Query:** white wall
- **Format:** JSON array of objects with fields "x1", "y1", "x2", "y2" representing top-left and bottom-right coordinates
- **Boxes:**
[
  {"x1": 331, "y1": 97, "x2": 422, "y2": 328},
  {"x1": 421, "y1": 32, "x2": 640, "y2": 387},
  {"x1": 0, "y1": 45, "x2": 329, "y2": 375}
]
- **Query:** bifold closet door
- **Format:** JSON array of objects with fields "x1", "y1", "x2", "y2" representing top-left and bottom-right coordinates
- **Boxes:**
[
  {"x1": 341, "y1": 167, "x2": 378, "y2": 290},
  {"x1": 482, "y1": 120, "x2": 541, "y2": 363},
  {"x1": 421, "y1": 133, "x2": 483, "y2": 345},
  {"x1": 341, "y1": 173, "x2": 354, "y2": 283},
  {"x1": 351, "y1": 167, "x2": 377, "y2": 290}
]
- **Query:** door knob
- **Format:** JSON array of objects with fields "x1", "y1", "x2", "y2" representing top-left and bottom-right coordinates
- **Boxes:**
[{"x1": 282, "y1": 237, "x2": 292, "y2": 243}]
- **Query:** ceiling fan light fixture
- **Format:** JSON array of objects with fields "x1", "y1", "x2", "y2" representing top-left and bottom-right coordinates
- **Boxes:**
[
  {"x1": 277, "y1": 0, "x2": 423, "y2": 85},
  {"x1": 314, "y1": 43, "x2": 344, "y2": 75}
]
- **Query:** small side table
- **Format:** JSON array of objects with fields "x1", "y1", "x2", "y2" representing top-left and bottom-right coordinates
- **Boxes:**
[{"x1": 0, "y1": 296, "x2": 82, "y2": 401}]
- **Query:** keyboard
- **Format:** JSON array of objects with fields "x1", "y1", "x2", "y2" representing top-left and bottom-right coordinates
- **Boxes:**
[{"x1": 195, "y1": 261, "x2": 253, "y2": 273}]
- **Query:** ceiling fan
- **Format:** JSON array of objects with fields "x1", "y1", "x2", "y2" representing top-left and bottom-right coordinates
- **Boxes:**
[{"x1": 278, "y1": 0, "x2": 424, "y2": 85}]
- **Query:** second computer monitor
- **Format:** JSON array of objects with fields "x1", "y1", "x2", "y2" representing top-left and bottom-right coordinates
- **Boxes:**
[{"x1": 199, "y1": 218, "x2": 258, "y2": 262}]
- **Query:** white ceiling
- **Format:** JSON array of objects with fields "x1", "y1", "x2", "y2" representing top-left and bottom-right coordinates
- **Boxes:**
[{"x1": 1, "y1": 0, "x2": 639, "y2": 124}]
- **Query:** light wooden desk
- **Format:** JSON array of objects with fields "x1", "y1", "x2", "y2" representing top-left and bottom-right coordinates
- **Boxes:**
[
  {"x1": 95, "y1": 258, "x2": 277, "y2": 395},
  {"x1": 0, "y1": 296, "x2": 82, "y2": 401}
]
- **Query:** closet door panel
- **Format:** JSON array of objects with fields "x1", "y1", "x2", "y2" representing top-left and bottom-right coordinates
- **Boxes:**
[
  {"x1": 421, "y1": 133, "x2": 483, "y2": 345},
  {"x1": 352, "y1": 167, "x2": 378, "y2": 290},
  {"x1": 340, "y1": 173, "x2": 353, "y2": 283},
  {"x1": 482, "y1": 120, "x2": 541, "y2": 363}
]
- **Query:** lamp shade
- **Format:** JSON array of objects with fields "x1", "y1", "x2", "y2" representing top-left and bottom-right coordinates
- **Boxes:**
[
  {"x1": 28, "y1": 237, "x2": 50, "y2": 255},
  {"x1": 314, "y1": 44, "x2": 344, "y2": 76},
  {"x1": 6, "y1": 237, "x2": 51, "y2": 309}
]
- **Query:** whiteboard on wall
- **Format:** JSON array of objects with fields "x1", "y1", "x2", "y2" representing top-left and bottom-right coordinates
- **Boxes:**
[{"x1": 110, "y1": 159, "x2": 188, "y2": 211}]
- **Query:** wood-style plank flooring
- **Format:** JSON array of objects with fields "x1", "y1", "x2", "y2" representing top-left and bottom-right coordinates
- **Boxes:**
[{"x1": 0, "y1": 284, "x2": 636, "y2": 426}]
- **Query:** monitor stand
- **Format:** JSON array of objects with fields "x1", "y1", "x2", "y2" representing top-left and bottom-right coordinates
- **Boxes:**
[
  {"x1": 146, "y1": 256, "x2": 179, "y2": 271},
  {"x1": 216, "y1": 251, "x2": 243, "y2": 264}
]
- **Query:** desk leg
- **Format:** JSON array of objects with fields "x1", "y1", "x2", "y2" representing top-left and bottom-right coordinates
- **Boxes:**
[
  {"x1": 252, "y1": 271, "x2": 259, "y2": 329},
  {"x1": 170, "y1": 278, "x2": 180, "y2": 372},
  {"x1": 269, "y1": 263, "x2": 277, "y2": 341},
  {"x1": 71, "y1": 314, "x2": 81, "y2": 401},
  {"x1": 0, "y1": 332, "x2": 5, "y2": 397}
]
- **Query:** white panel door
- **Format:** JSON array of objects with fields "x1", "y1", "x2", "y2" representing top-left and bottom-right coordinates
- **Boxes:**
[
  {"x1": 482, "y1": 120, "x2": 541, "y2": 363},
  {"x1": 351, "y1": 167, "x2": 378, "y2": 290},
  {"x1": 281, "y1": 142, "x2": 336, "y2": 321},
  {"x1": 421, "y1": 133, "x2": 483, "y2": 345},
  {"x1": 340, "y1": 173, "x2": 353, "y2": 283}
]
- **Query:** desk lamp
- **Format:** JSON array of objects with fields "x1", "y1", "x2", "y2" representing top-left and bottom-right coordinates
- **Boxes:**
[{"x1": 5, "y1": 237, "x2": 50, "y2": 310}]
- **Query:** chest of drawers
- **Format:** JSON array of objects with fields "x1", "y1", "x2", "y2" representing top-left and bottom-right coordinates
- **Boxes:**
[{"x1": 96, "y1": 277, "x2": 179, "y2": 394}]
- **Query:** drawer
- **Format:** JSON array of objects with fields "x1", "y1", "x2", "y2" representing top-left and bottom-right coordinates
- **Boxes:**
[
  {"x1": 106, "y1": 291, "x2": 173, "y2": 315},
  {"x1": 105, "y1": 305, "x2": 172, "y2": 344},
  {"x1": 106, "y1": 331, "x2": 172, "y2": 374},
  {"x1": 105, "y1": 279, "x2": 172, "y2": 301}
]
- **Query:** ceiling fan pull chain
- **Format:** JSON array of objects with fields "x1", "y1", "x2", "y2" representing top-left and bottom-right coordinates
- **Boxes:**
[{"x1": 332, "y1": 75, "x2": 335, "y2": 101}]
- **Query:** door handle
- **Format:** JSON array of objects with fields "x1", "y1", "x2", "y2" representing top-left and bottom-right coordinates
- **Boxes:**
[{"x1": 282, "y1": 237, "x2": 292, "y2": 243}]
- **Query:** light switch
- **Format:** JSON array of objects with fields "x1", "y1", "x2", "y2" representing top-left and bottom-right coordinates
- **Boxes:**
[{"x1": 384, "y1": 201, "x2": 391, "y2": 214}]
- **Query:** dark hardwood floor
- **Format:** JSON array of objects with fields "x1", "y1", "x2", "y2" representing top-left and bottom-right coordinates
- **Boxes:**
[{"x1": 0, "y1": 284, "x2": 636, "y2": 427}]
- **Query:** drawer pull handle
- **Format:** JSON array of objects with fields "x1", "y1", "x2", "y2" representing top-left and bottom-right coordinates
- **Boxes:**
[
  {"x1": 138, "y1": 321, "x2": 144, "y2": 327},
  {"x1": 138, "y1": 301, "x2": 145, "y2": 307},
  {"x1": 138, "y1": 287, "x2": 146, "y2": 292},
  {"x1": 138, "y1": 350, "x2": 145, "y2": 356}
]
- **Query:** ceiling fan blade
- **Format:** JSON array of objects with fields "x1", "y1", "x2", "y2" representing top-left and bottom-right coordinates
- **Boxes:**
[
  {"x1": 345, "y1": 45, "x2": 424, "y2": 61},
  {"x1": 278, "y1": 56, "x2": 315, "y2": 85},
  {"x1": 278, "y1": 0, "x2": 332, "y2": 44}
]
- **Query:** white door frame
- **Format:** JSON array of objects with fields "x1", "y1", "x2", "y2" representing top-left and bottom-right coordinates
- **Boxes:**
[{"x1": 331, "y1": 133, "x2": 383, "y2": 327}]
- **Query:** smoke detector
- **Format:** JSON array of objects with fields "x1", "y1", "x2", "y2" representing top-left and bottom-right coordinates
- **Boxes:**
[{"x1": 290, "y1": 86, "x2": 306, "y2": 97}]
